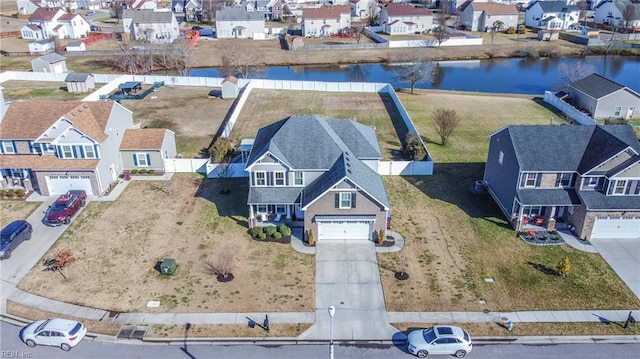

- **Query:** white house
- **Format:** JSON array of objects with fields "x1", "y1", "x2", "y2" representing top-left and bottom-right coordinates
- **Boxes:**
[
  {"x1": 525, "y1": 0, "x2": 581, "y2": 30},
  {"x1": 594, "y1": 0, "x2": 640, "y2": 29},
  {"x1": 350, "y1": 0, "x2": 376, "y2": 19},
  {"x1": 28, "y1": 39, "x2": 55, "y2": 54},
  {"x1": 215, "y1": 6, "x2": 266, "y2": 39},
  {"x1": 122, "y1": 9, "x2": 180, "y2": 43},
  {"x1": 21, "y1": 7, "x2": 90, "y2": 40},
  {"x1": 380, "y1": 3, "x2": 433, "y2": 35},
  {"x1": 301, "y1": 5, "x2": 351, "y2": 37},
  {"x1": 459, "y1": 1, "x2": 519, "y2": 31},
  {"x1": 16, "y1": 0, "x2": 65, "y2": 15}
]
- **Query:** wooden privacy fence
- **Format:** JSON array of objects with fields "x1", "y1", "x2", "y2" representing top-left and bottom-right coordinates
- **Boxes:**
[{"x1": 0, "y1": 31, "x2": 21, "y2": 38}]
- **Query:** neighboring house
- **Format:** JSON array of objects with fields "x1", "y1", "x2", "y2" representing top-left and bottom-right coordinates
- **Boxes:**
[
  {"x1": 245, "y1": 115, "x2": 391, "y2": 242},
  {"x1": 350, "y1": 0, "x2": 377, "y2": 20},
  {"x1": 120, "y1": 128, "x2": 177, "y2": 173},
  {"x1": 31, "y1": 53, "x2": 67, "y2": 73},
  {"x1": 75, "y1": 0, "x2": 101, "y2": 10},
  {"x1": 22, "y1": 7, "x2": 90, "y2": 40},
  {"x1": 459, "y1": 1, "x2": 519, "y2": 31},
  {"x1": 122, "y1": 9, "x2": 180, "y2": 43},
  {"x1": 221, "y1": 76, "x2": 240, "y2": 99},
  {"x1": 379, "y1": 3, "x2": 433, "y2": 35},
  {"x1": 28, "y1": 39, "x2": 55, "y2": 54},
  {"x1": 594, "y1": 0, "x2": 640, "y2": 29},
  {"x1": 119, "y1": 0, "x2": 157, "y2": 10},
  {"x1": 0, "y1": 100, "x2": 134, "y2": 196},
  {"x1": 16, "y1": 0, "x2": 65, "y2": 15},
  {"x1": 301, "y1": 5, "x2": 351, "y2": 37},
  {"x1": 65, "y1": 41, "x2": 86, "y2": 52},
  {"x1": 484, "y1": 124, "x2": 640, "y2": 240},
  {"x1": 568, "y1": 74, "x2": 640, "y2": 120},
  {"x1": 64, "y1": 73, "x2": 95, "y2": 93},
  {"x1": 171, "y1": 0, "x2": 202, "y2": 22},
  {"x1": 525, "y1": 0, "x2": 581, "y2": 30},
  {"x1": 215, "y1": 6, "x2": 265, "y2": 39},
  {"x1": 241, "y1": 0, "x2": 287, "y2": 20}
]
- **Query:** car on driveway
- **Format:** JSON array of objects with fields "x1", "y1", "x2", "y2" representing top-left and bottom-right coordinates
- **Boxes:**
[
  {"x1": 90, "y1": 25, "x2": 100, "y2": 31},
  {"x1": 45, "y1": 190, "x2": 87, "y2": 226},
  {"x1": 20, "y1": 318, "x2": 87, "y2": 351},
  {"x1": 0, "y1": 220, "x2": 32, "y2": 260},
  {"x1": 407, "y1": 325, "x2": 472, "y2": 358},
  {"x1": 86, "y1": 11, "x2": 95, "y2": 16}
]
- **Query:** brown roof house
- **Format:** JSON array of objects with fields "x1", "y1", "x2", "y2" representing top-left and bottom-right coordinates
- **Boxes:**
[
  {"x1": 380, "y1": 3, "x2": 433, "y2": 35},
  {"x1": 459, "y1": 2, "x2": 519, "y2": 32},
  {"x1": 0, "y1": 99, "x2": 133, "y2": 196},
  {"x1": 120, "y1": 128, "x2": 177, "y2": 173},
  {"x1": 302, "y1": 5, "x2": 351, "y2": 37}
]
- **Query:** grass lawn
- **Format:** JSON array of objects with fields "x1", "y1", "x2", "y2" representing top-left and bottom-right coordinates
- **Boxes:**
[
  {"x1": 0, "y1": 81, "x2": 89, "y2": 101},
  {"x1": 233, "y1": 89, "x2": 406, "y2": 160},
  {"x1": 378, "y1": 90, "x2": 640, "y2": 313},
  {"x1": 0, "y1": 201, "x2": 41, "y2": 227},
  {"x1": 18, "y1": 174, "x2": 315, "y2": 314}
]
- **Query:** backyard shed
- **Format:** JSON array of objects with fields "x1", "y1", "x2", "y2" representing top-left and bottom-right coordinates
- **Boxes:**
[
  {"x1": 537, "y1": 30, "x2": 559, "y2": 41},
  {"x1": 30, "y1": 53, "x2": 67, "y2": 73},
  {"x1": 221, "y1": 76, "x2": 239, "y2": 99},
  {"x1": 66, "y1": 41, "x2": 86, "y2": 52},
  {"x1": 65, "y1": 73, "x2": 96, "y2": 93},
  {"x1": 28, "y1": 39, "x2": 54, "y2": 54}
]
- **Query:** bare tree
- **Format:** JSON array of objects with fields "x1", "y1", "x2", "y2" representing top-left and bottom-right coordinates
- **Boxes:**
[
  {"x1": 206, "y1": 245, "x2": 235, "y2": 279},
  {"x1": 218, "y1": 41, "x2": 259, "y2": 78},
  {"x1": 432, "y1": 25, "x2": 450, "y2": 47},
  {"x1": 433, "y1": 1, "x2": 452, "y2": 46},
  {"x1": 433, "y1": 108, "x2": 460, "y2": 145},
  {"x1": 353, "y1": 24, "x2": 365, "y2": 44},
  {"x1": 43, "y1": 249, "x2": 77, "y2": 280},
  {"x1": 622, "y1": 4, "x2": 638, "y2": 31},
  {"x1": 366, "y1": 2, "x2": 380, "y2": 26},
  {"x1": 165, "y1": 39, "x2": 193, "y2": 76},
  {"x1": 110, "y1": 0, "x2": 124, "y2": 23},
  {"x1": 393, "y1": 51, "x2": 437, "y2": 94},
  {"x1": 555, "y1": 61, "x2": 595, "y2": 91},
  {"x1": 578, "y1": 0, "x2": 590, "y2": 26}
]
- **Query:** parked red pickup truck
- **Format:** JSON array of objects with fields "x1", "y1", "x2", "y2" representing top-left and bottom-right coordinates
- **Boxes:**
[{"x1": 45, "y1": 190, "x2": 87, "y2": 226}]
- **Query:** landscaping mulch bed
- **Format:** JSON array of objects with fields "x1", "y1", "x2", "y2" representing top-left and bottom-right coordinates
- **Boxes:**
[
  {"x1": 251, "y1": 235, "x2": 291, "y2": 244},
  {"x1": 519, "y1": 231, "x2": 565, "y2": 246}
]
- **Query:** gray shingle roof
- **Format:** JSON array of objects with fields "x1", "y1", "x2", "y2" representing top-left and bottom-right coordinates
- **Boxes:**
[
  {"x1": 123, "y1": 9, "x2": 175, "y2": 23},
  {"x1": 216, "y1": 6, "x2": 265, "y2": 21},
  {"x1": 570, "y1": 73, "x2": 626, "y2": 99},
  {"x1": 535, "y1": 1, "x2": 580, "y2": 12},
  {"x1": 248, "y1": 186, "x2": 302, "y2": 204},
  {"x1": 507, "y1": 125, "x2": 640, "y2": 173},
  {"x1": 37, "y1": 53, "x2": 66, "y2": 63},
  {"x1": 517, "y1": 188, "x2": 581, "y2": 206},
  {"x1": 579, "y1": 190, "x2": 640, "y2": 210},
  {"x1": 64, "y1": 73, "x2": 92, "y2": 82}
]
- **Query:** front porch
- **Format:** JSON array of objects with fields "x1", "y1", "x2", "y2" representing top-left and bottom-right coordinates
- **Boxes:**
[
  {"x1": 249, "y1": 204, "x2": 304, "y2": 229},
  {"x1": 513, "y1": 204, "x2": 574, "y2": 233}
]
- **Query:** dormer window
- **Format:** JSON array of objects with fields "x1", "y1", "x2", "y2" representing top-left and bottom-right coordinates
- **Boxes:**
[
  {"x1": 84, "y1": 145, "x2": 96, "y2": 159},
  {"x1": 339, "y1": 192, "x2": 352, "y2": 208},
  {"x1": 255, "y1": 171, "x2": 266, "y2": 186},
  {"x1": 556, "y1": 173, "x2": 572, "y2": 188},
  {"x1": 1, "y1": 140, "x2": 15, "y2": 154},
  {"x1": 614, "y1": 180, "x2": 627, "y2": 195},
  {"x1": 62, "y1": 145, "x2": 73, "y2": 158},
  {"x1": 275, "y1": 171, "x2": 285, "y2": 186}
]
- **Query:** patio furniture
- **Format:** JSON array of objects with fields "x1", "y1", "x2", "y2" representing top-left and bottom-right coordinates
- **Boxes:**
[
  {"x1": 275, "y1": 214, "x2": 281, "y2": 222},
  {"x1": 535, "y1": 217, "x2": 544, "y2": 226}
]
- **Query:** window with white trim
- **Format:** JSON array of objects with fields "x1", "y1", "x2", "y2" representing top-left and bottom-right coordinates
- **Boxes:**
[
  {"x1": 614, "y1": 180, "x2": 626, "y2": 195},
  {"x1": 275, "y1": 205, "x2": 286, "y2": 214},
  {"x1": 84, "y1": 145, "x2": 96, "y2": 159},
  {"x1": 556, "y1": 173, "x2": 572, "y2": 187},
  {"x1": 339, "y1": 192, "x2": 352, "y2": 209},
  {"x1": 1, "y1": 141, "x2": 15, "y2": 154},
  {"x1": 255, "y1": 172, "x2": 266, "y2": 186},
  {"x1": 136, "y1": 153, "x2": 149, "y2": 167},
  {"x1": 498, "y1": 151, "x2": 504, "y2": 165},
  {"x1": 525, "y1": 173, "x2": 537, "y2": 187},
  {"x1": 294, "y1": 171, "x2": 303, "y2": 186},
  {"x1": 587, "y1": 177, "x2": 599, "y2": 187},
  {"x1": 62, "y1": 145, "x2": 73, "y2": 158},
  {"x1": 275, "y1": 171, "x2": 285, "y2": 186},
  {"x1": 257, "y1": 204, "x2": 267, "y2": 214},
  {"x1": 614, "y1": 106, "x2": 622, "y2": 116}
]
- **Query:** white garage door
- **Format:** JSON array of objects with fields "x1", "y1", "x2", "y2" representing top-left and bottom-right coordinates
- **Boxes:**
[
  {"x1": 318, "y1": 220, "x2": 372, "y2": 241},
  {"x1": 46, "y1": 175, "x2": 93, "y2": 195},
  {"x1": 591, "y1": 217, "x2": 640, "y2": 239}
]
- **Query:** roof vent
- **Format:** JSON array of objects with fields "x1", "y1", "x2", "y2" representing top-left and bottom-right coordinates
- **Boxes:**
[
  {"x1": 71, "y1": 112, "x2": 76, "y2": 116},
  {"x1": 83, "y1": 104, "x2": 89, "y2": 109}
]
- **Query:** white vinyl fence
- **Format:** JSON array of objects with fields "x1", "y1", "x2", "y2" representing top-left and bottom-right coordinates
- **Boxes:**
[{"x1": 543, "y1": 91, "x2": 597, "y2": 125}]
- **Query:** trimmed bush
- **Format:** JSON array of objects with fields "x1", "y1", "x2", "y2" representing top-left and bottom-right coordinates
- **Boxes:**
[
  {"x1": 250, "y1": 227, "x2": 263, "y2": 238},
  {"x1": 257, "y1": 232, "x2": 266, "y2": 240},
  {"x1": 278, "y1": 224, "x2": 291, "y2": 236},
  {"x1": 308, "y1": 229, "x2": 315, "y2": 246},
  {"x1": 147, "y1": 169, "x2": 155, "y2": 175},
  {"x1": 131, "y1": 169, "x2": 139, "y2": 174},
  {"x1": 0, "y1": 189, "x2": 7, "y2": 198},
  {"x1": 273, "y1": 232, "x2": 283, "y2": 240},
  {"x1": 15, "y1": 189, "x2": 26, "y2": 198},
  {"x1": 265, "y1": 225, "x2": 277, "y2": 237},
  {"x1": 138, "y1": 169, "x2": 147, "y2": 174}
]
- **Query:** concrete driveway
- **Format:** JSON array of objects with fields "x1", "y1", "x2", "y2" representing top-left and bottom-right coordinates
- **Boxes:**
[
  {"x1": 590, "y1": 238, "x2": 640, "y2": 300},
  {"x1": 300, "y1": 240, "x2": 398, "y2": 341}
]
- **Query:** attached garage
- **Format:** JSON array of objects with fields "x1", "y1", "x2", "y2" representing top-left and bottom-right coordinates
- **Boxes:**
[
  {"x1": 46, "y1": 175, "x2": 93, "y2": 195},
  {"x1": 316, "y1": 216, "x2": 374, "y2": 241},
  {"x1": 591, "y1": 217, "x2": 640, "y2": 239}
]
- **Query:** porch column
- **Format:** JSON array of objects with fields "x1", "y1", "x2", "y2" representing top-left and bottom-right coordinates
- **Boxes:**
[
  {"x1": 248, "y1": 205, "x2": 254, "y2": 229},
  {"x1": 517, "y1": 205, "x2": 525, "y2": 231},
  {"x1": 549, "y1": 206, "x2": 556, "y2": 218},
  {"x1": 286, "y1": 205, "x2": 291, "y2": 220}
]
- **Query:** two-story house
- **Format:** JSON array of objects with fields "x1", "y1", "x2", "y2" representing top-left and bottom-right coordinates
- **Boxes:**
[
  {"x1": 301, "y1": 5, "x2": 351, "y2": 37},
  {"x1": 594, "y1": 0, "x2": 640, "y2": 29},
  {"x1": 350, "y1": 0, "x2": 376, "y2": 20},
  {"x1": 245, "y1": 115, "x2": 391, "y2": 242},
  {"x1": 525, "y1": 0, "x2": 581, "y2": 30},
  {"x1": 380, "y1": 3, "x2": 433, "y2": 35},
  {"x1": 21, "y1": 7, "x2": 90, "y2": 40},
  {"x1": 459, "y1": 1, "x2": 519, "y2": 31},
  {"x1": 0, "y1": 100, "x2": 133, "y2": 196},
  {"x1": 568, "y1": 74, "x2": 640, "y2": 120},
  {"x1": 171, "y1": 0, "x2": 202, "y2": 22},
  {"x1": 17, "y1": 0, "x2": 65, "y2": 15},
  {"x1": 215, "y1": 6, "x2": 266, "y2": 38},
  {"x1": 483, "y1": 124, "x2": 640, "y2": 240},
  {"x1": 122, "y1": 9, "x2": 180, "y2": 43}
]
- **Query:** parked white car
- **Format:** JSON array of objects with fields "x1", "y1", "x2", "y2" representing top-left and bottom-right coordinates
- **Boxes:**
[
  {"x1": 407, "y1": 325, "x2": 472, "y2": 358},
  {"x1": 20, "y1": 318, "x2": 87, "y2": 351}
]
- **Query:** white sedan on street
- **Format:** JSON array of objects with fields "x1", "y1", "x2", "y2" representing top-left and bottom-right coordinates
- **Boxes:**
[
  {"x1": 407, "y1": 325, "x2": 472, "y2": 358},
  {"x1": 20, "y1": 318, "x2": 87, "y2": 351}
]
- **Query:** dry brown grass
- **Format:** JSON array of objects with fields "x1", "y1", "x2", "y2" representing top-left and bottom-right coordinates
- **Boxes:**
[
  {"x1": 393, "y1": 322, "x2": 640, "y2": 337},
  {"x1": 18, "y1": 175, "x2": 315, "y2": 313},
  {"x1": 0, "y1": 80, "x2": 90, "y2": 101},
  {"x1": 147, "y1": 323, "x2": 312, "y2": 338},
  {"x1": 0, "y1": 201, "x2": 41, "y2": 227}
]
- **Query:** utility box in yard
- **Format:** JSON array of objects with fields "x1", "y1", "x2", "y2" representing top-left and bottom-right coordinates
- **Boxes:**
[{"x1": 160, "y1": 258, "x2": 177, "y2": 275}]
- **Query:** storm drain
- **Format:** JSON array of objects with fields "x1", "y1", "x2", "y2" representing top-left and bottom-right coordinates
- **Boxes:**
[{"x1": 117, "y1": 326, "x2": 148, "y2": 339}]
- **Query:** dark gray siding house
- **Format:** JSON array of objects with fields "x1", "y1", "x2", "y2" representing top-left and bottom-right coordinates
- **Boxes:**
[
  {"x1": 484, "y1": 124, "x2": 640, "y2": 240},
  {"x1": 245, "y1": 115, "x2": 390, "y2": 242},
  {"x1": 569, "y1": 74, "x2": 640, "y2": 120}
]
